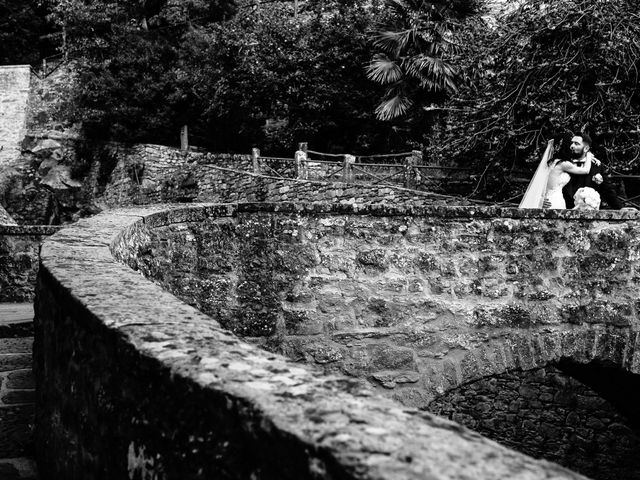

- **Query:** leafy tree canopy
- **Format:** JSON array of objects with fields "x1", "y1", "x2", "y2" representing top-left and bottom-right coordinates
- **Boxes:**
[
  {"x1": 429, "y1": 0, "x2": 640, "y2": 200},
  {"x1": 49, "y1": 0, "x2": 408, "y2": 154},
  {"x1": 367, "y1": 0, "x2": 477, "y2": 121},
  {"x1": 0, "y1": 0, "x2": 56, "y2": 65}
]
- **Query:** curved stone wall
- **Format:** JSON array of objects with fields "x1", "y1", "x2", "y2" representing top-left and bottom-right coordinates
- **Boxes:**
[
  {"x1": 34, "y1": 203, "x2": 595, "y2": 480},
  {"x1": 111, "y1": 204, "x2": 640, "y2": 408}
]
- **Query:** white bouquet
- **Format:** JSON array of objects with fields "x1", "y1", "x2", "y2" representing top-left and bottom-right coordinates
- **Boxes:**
[{"x1": 573, "y1": 187, "x2": 601, "y2": 210}]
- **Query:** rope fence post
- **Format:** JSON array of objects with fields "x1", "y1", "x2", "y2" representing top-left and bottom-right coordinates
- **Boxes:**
[
  {"x1": 252, "y1": 148, "x2": 261, "y2": 173},
  {"x1": 404, "y1": 150, "x2": 423, "y2": 189},
  {"x1": 343, "y1": 154, "x2": 355, "y2": 183},
  {"x1": 180, "y1": 125, "x2": 189, "y2": 152},
  {"x1": 295, "y1": 142, "x2": 308, "y2": 180}
]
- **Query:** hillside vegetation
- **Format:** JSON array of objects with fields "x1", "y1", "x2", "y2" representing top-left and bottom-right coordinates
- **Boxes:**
[{"x1": 3, "y1": 0, "x2": 640, "y2": 201}]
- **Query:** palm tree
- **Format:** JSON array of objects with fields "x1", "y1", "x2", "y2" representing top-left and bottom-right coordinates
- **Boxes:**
[{"x1": 367, "y1": 0, "x2": 475, "y2": 121}]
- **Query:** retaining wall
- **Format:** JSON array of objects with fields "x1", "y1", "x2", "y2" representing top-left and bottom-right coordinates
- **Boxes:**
[
  {"x1": 0, "y1": 224, "x2": 59, "y2": 301},
  {"x1": 97, "y1": 143, "x2": 462, "y2": 209},
  {"x1": 34, "y1": 203, "x2": 592, "y2": 480}
]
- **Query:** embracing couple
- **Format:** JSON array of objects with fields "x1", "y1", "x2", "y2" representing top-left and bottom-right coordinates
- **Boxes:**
[{"x1": 520, "y1": 133, "x2": 621, "y2": 210}]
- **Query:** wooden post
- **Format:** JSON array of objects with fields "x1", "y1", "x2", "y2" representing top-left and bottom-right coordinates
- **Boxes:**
[
  {"x1": 294, "y1": 0, "x2": 299, "y2": 17},
  {"x1": 295, "y1": 150, "x2": 307, "y2": 180},
  {"x1": 252, "y1": 148, "x2": 261, "y2": 173},
  {"x1": 180, "y1": 125, "x2": 189, "y2": 152},
  {"x1": 405, "y1": 150, "x2": 422, "y2": 189},
  {"x1": 295, "y1": 142, "x2": 308, "y2": 180},
  {"x1": 62, "y1": 25, "x2": 68, "y2": 62},
  {"x1": 343, "y1": 154, "x2": 355, "y2": 183}
]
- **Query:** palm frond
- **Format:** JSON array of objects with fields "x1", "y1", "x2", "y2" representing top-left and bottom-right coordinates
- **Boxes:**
[
  {"x1": 386, "y1": 0, "x2": 410, "y2": 17},
  {"x1": 375, "y1": 93, "x2": 413, "y2": 121},
  {"x1": 374, "y1": 30, "x2": 413, "y2": 56},
  {"x1": 405, "y1": 55, "x2": 458, "y2": 92},
  {"x1": 366, "y1": 55, "x2": 404, "y2": 85}
]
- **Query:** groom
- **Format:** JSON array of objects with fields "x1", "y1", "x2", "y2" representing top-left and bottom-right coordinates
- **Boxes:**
[{"x1": 562, "y1": 134, "x2": 621, "y2": 209}]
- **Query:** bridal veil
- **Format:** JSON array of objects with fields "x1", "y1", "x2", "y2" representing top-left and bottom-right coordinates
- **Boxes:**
[{"x1": 519, "y1": 139, "x2": 555, "y2": 208}]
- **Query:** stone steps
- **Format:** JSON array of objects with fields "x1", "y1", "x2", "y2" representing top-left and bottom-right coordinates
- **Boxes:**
[
  {"x1": 0, "y1": 304, "x2": 37, "y2": 479},
  {"x1": 0, "y1": 305, "x2": 33, "y2": 325}
]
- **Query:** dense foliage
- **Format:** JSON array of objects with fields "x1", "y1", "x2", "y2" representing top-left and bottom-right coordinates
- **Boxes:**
[
  {"x1": 0, "y1": 0, "x2": 55, "y2": 65},
  {"x1": 47, "y1": 0, "x2": 238, "y2": 146},
  {"x1": 24, "y1": 0, "x2": 640, "y2": 201},
  {"x1": 49, "y1": 0, "x2": 410, "y2": 154},
  {"x1": 429, "y1": 0, "x2": 640, "y2": 201},
  {"x1": 367, "y1": 0, "x2": 476, "y2": 121},
  {"x1": 179, "y1": 0, "x2": 395, "y2": 153}
]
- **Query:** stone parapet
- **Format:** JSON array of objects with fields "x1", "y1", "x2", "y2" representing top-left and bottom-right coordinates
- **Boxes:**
[
  {"x1": 34, "y1": 203, "x2": 589, "y2": 480},
  {"x1": 109, "y1": 204, "x2": 640, "y2": 409}
]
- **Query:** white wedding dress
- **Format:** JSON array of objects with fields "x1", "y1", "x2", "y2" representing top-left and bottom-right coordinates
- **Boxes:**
[{"x1": 544, "y1": 164, "x2": 570, "y2": 209}]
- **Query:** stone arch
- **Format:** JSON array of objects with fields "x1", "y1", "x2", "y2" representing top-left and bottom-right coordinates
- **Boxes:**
[
  {"x1": 423, "y1": 326, "x2": 640, "y2": 403},
  {"x1": 425, "y1": 327, "x2": 640, "y2": 480}
]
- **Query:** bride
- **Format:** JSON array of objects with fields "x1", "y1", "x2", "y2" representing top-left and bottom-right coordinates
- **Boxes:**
[{"x1": 519, "y1": 140, "x2": 592, "y2": 209}]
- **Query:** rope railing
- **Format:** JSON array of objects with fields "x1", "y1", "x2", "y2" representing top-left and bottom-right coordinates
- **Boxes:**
[
  {"x1": 351, "y1": 162, "x2": 405, "y2": 168},
  {"x1": 357, "y1": 151, "x2": 414, "y2": 159},
  {"x1": 258, "y1": 156, "x2": 296, "y2": 162},
  {"x1": 415, "y1": 165, "x2": 471, "y2": 171},
  {"x1": 306, "y1": 149, "x2": 415, "y2": 163},
  {"x1": 248, "y1": 145, "x2": 473, "y2": 193},
  {"x1": 306, "y1": 150, "x2": 344, "y2": 158}
]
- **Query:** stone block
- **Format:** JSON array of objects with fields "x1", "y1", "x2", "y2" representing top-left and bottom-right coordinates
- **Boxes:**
[
  {"x1": 340, "y1": 346, "x2": 371, "y2": 377},
  {"x1": 371, "y1": 370, "x2": 420, "y2": 389},
  {"x1": 589, "y1": 225, "x2": 629, "y2": 252},
  {"x1": 283, "y1": 310, "x2": 323, "y2": 336},
  {"x1": 6, "y1": 370, "x2": 34, "y2": 390},
  {"x1": 0, "y1": 354, "x2": 31, "y2": 373},
  {"x1": 1, "y1": 390, "x2": 35, "y2": 405},
  {"x1": 472, "y1": 305, "x2": 533, "y2": 328},
  {"x1": 391, "y1": 387, "x2": 430, "y2": 409},
  {"x1": 477, "y1": 254, "x2": 506, "y2": 274},
  {"x1": 302, "y1": 341, "x2": 344, "y2": 364},
  {"x1": 367, "y1": 344, "x2": 416, "y2": 371},
  {"x1": 415, "y1": 252, "x2": 439, "y2": 272},
  {"x1": 0, "y1": 338, "x2": 33, "y2": 354},
  {"x1": 355, "y1": 249, "x2": 388, "y2": 271}
]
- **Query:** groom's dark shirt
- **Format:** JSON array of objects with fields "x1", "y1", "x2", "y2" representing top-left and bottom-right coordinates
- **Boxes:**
[{"x1": 562, "y1": 159, "x2": 621, "y2": 209}]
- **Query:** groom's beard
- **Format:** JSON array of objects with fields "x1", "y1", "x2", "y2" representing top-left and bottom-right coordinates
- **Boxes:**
[{"x1": 570, "y1": 150, "x2": 584, "y2": 159}]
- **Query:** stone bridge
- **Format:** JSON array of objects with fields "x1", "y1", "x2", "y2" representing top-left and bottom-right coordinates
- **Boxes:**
[{"x1": 34, "y1": 202, "x2": 640, "y2": 479}]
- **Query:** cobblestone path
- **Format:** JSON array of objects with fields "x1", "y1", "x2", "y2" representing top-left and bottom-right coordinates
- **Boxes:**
[{"x1": 0, "y1": 304, "x2": 37, "y2": 479}]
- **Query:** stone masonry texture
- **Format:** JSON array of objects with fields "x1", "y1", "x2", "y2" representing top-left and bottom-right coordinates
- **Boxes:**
[
  {"x1": 34, "y1": 203, "x2": 593, "y2": 480},
  {"x1": 0, "y1": 225, "x2": 60, "y2": 302},
  {"x1": 113, "y1": 204, "x2": 640, "y2": 408},
  {"x1": 0, "y1": 66, "x2": 31, "y2": 169},
  {"x1": 0, "y1": 328, "x2": 37, "y2": 479},
  {"x1": 430, "y1": 364, "x2": 640, "y2": 480}
]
